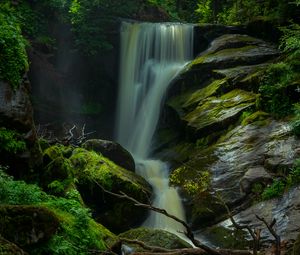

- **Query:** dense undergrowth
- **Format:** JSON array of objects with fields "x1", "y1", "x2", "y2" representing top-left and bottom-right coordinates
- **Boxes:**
[{"x1": 0, "y1": 166, "x2": 114, "y2": 255}]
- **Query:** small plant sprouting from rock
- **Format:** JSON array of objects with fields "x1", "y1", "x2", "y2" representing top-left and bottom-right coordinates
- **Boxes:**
[{"x1": 0, "y1": 127, "x2": 26, "y2": 154}]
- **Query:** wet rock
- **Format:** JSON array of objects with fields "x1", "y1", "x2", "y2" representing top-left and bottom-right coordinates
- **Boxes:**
[
  {"x1": 0, "y1": 237, "x2": 28, "y2": 255},
  {"x1": 119, "y1": 227, "x2": 191, "y2": 250},
  {"x1": 240, "y1": 167, "x2": 273, "y2": 194},
  {"x1": 196, "y1": 225, "x2": 250, "y2": 250},
  {"x1": 194, "y1": 24, "x2": 245, "y2": 54},
  {"x1": 0, "y1": 205, "x2": 59, "y2": 247},
  {"x1": 171, "y1": 120, "x2": 300, "y2": 228},
  {"x1": 218, "y1": 186, "x2": 300, "y2": 246},
  {"x1": 83, "y1": 139, "x2": 135, "y2": 172}
]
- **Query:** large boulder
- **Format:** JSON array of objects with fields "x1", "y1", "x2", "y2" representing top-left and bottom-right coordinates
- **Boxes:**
[
  {"x1": 41, "y1": 145, "x2": 152, "y2": 233},
  {"x1": 70, "y1": 148, "x2": 152, "y2": 233},
  {"x1": 0, "y1": 205, "x2": 60, "y2": 247},
  {"x1": 119, "y1": 227, "x2": 191, "y2": 250},
  {"x1": 83, "y1": 139, "x2": 135, "y2": 172}
]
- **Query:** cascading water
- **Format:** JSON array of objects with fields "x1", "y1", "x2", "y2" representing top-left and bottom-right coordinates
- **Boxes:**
[{"x1": 115, "y1": 21, "x2": 193, "y2": 235}]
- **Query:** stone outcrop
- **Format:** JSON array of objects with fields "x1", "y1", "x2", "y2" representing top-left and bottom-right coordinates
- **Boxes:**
[
  {"x1": 41, "y1": 145, "x2": 152, "y2": 233},
  {"x1": 157, "y1": 32, "x2": 300, "y2": 241},
  {"x1": 83, "y1": 139, "x2": 135, "y2": 172}
]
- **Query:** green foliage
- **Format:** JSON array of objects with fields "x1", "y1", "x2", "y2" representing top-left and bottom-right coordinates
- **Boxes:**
[
  {"x1": 195, "y1": 0, "x2": 296, "y2": 25},
  {"x1": 262, "y1": 159, "x2": 300, "y2": 200},
  {"x1": 195, "y1": 0, "x2": 213, "y2": 23},
  {"x1": 280, "y1": 23, "x2": 300, "y2": 58},
  {"x1": 0, "y1": 168, "x2": 113, "y2": 254},
  {"x1": 0, "y1": 127, "x2": 26, "y2": 154},
  {"x1": 261, "y1": 179, "x2": 285, "y2": 200},
  {"x1": 259, "y1": 62, "x2": 296, "y2": 117},
  {"x1": 0, "y1": 3, "x2": 29, "y2": 89},
  {"x1": 0, "y1": 168, "x2": 46, "y2": 205},
  {"x1": 291, "y1": 104, "x2": 300, "y2": 136},
  {"x1": 286, "y1": 159, "x2": 300, "y2": 187},
  {"x1": 258, "y1": 23, "x2": 300, "y2": 118}
]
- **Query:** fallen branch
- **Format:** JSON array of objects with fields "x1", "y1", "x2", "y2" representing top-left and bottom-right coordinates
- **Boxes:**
[
  {"x1": 221, "y1": 200, "x2": 260, "y2": 255},
  {"x1": 255, "y1": 215, "x2": 280, "y2": 255},
  {"x1": 94, "y1": 181, "x2": 253, "y2": 255}
]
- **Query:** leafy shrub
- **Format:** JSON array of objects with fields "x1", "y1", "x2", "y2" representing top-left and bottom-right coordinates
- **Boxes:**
[
  {"x1": 258, "y1": 23, "x2": 300, "y2": 117},
  {"x1": 259, "y1": 62, "x2": 296, "y2": 117},
  {"x1": 286, "y1": 159, "x2": 300, "y2": 187},
  {"x1": 262, "y1": 159, "x2": 300, "y2": 200},
  {"x1": 0, "y1": 127, "x2": 26, "y2": 154},
  {"x1": 261, "y1": 179, "x2": 285, "y2": 200},
  {"x1": 0, "y1": 3, "x2": 29, "y2": 89}
]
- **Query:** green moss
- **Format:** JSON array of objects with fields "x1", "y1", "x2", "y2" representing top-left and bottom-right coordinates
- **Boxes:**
[
  {"x1": 241, "y1": 111, "x2": 270, "y2": 126},
  {"x1": 170, "y1": 166, "x2": 210, "y2": 196},
  {"x1": 183, "y1": 89, "x2": 257, "y2": 133},
  {"x1": 190, "y1": 46, "x2": 257, "y2": 67},
  {"x1": 119, "y1": 227, "x2": 191, "y2": 250},
  {"x1": 43, "y1": 145, "x2": 74, "y2": 160},
  {"x1": 0, "y1": 169, "x2": 117, "y2": 254},
  {"x1": 182, "y1": 79, "x2": 228, "y2": 109}
]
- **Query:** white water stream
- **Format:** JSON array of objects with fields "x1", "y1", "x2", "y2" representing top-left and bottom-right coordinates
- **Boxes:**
[{"x1": 115, "y1": 21, "x2": 193, "y2": 235}]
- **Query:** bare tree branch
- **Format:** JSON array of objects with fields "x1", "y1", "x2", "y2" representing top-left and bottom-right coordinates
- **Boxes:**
[{"x1": 255, "y1": 215, "x2": 280, "y2": 255}]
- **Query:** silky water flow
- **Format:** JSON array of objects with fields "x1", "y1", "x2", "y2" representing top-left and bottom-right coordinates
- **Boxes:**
[{"x1": 115, "y1": 21, "x2": 194, "y2": 236}]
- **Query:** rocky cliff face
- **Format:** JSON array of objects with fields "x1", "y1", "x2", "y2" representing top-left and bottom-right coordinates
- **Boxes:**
[
  {"x1": 155, "y1": 28, "x2": 300, "y2": 249},
  {"x1": 0, "y1": 78, "x2": 42, "y2": 177}
]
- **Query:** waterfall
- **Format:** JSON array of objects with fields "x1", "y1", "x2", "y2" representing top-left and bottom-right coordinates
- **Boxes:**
[{"x1": 115, "y1": 21, "x2": 193, "y2": 235}]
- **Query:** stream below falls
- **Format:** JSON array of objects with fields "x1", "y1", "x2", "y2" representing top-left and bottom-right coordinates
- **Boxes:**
[{"x1": 115, "y1": 21, "x2": 194, "y2": 236}]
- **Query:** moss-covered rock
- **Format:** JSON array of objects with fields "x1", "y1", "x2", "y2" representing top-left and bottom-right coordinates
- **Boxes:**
[
  {"x1": 119, "y1": 227, "x2": 191, "y2": 250},
  {"x1": 82, "y1": 139, "x2": 135, "y2": 172},
  {"x1": 189, "y1": 34, "x2": 278, "y2": 71},
  {"x1": 69, "y1": 148, "x2": 152, "y2": 233},
  {"x1": 0, "y1": 236, "x2": 28, "y2": 255},
  {"x1": 183, "y1": 89, "x2": 257, "y2": 138},
  {"x1": 0, "y1": 205, "x2": 60, "y2": 247}
]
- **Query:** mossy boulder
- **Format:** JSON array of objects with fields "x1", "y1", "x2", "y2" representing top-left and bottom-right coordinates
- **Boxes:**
[
  {"x1": 119, "y1": 227, "x2": 191, "y2": 250},
  {"x1": 182, "y1": 89, "x2": 257, "y2": 138},
  {"x1": 0, "y1": 237, "x2": 28, "y2": 255},
  {"x1": 0, "y1": 205, "x2": 60, "y2": 247},
  {"x1": 69, "y1": 148, "x2": 152, "y2": 233},
  {"x1": 189, "y1": 34, "x2": 278, "y2": 71},
  {"x1": 82, "y1": 139, "x2": 135, "y2": 172}
]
